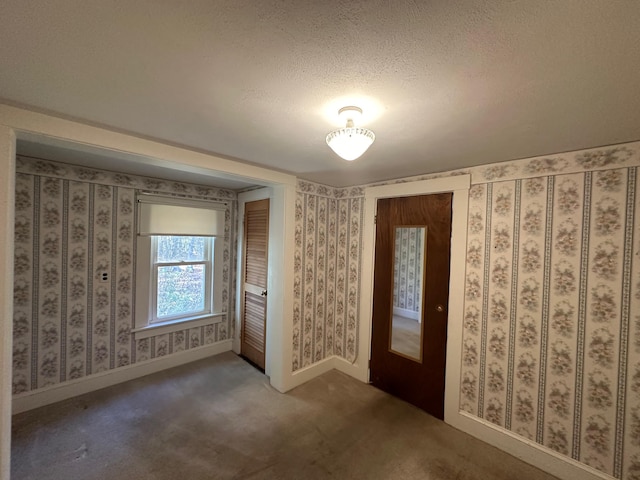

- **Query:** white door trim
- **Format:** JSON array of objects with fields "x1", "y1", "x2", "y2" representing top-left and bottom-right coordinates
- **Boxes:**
[
  {"x1": 357, "y1": 175, "x2": 471, "y2": 415},
  {"x1": 235, "y1": 189, "x2": 271, "y2": 356},
  {"x1": 0, "y1": 125, "x2": 16, "y2": 480},
  {"x1": 236, "y1": 186, "x2": 296, "y2": 390}
]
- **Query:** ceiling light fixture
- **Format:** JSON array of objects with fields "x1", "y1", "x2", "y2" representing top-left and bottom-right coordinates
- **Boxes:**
[{"x1": 326, "y1": 106, "x2": 375, "y2": 161}]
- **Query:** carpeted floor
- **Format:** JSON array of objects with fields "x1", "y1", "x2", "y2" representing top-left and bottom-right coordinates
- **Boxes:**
[{"x1": 11, "y1": 352, "x2": 558, "y2": 480}]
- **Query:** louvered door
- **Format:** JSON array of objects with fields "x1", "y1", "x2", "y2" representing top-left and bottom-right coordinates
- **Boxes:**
[{"x1": 241, "y1": 199, "x2": 269, "y2": 369}]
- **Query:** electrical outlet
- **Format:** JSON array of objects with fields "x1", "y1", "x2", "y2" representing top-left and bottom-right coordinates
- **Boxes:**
[{"x1": 100, "y1": 272, "x2": 109, "y2": 282}]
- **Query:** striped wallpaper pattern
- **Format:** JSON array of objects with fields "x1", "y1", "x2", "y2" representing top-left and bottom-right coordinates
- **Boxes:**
[
  {"x1": 13, "y1": 156, "x2": 237, "y2": 394},
  {"x1": 13, "y1": 142, "x2": 640, "y2": 479},
  {"x1": 356, "y1": 142, "x2": 640, "y2": 480},
  {"x1": 393, "y1": 227, "x2": 423, "y2": 314},
  {"x1": 297, "y1": 141, "x2": 640, "y2": 479},
  {"x1": 461, "y1": 158, "x2": 640, "y2": 478},
  {"x1": 292, "y1": 183, "x2": 364, "y2": 370}
]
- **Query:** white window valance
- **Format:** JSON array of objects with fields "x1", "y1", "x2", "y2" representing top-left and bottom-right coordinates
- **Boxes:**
[{"x1": 137, "y1": 194, "x2": 225, "y2": 236}]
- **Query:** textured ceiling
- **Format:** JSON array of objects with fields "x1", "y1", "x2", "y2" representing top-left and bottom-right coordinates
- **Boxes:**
[{"x1": 1, "y1": 1, "x2": 639, "y2": 187}]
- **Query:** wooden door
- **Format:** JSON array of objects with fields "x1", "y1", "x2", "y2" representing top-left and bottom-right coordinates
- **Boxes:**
[
  {"x1": 241, "y1": 199, "x2": 269, "y2": 370},
  {"x1": 370, "y1": 193, "x2": 452, "y2": 419}
]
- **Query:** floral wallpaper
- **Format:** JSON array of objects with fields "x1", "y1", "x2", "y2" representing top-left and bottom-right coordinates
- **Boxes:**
[
  {"x1": 459, "y1": 144, "x2": 640, "y2": 479},
  {"x1": 13, "y1": 140, "x2": 640, "y2": 479},
  {"x1": 294, "y1": 141, "x2": 640, "y2": 479},
  {"x1": 13, "y1": 156, "x2": 237, "y2": 394},
  {"x1": 393, "y1": 227, "x2": 423, "y2": 314},
  {"x1": 292, "y1": 182, "x2": 364, "y2": 370}
]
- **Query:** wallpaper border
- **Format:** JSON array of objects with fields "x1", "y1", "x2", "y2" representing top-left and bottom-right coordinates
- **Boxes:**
[
  {"x1": 16, "y1": 155, "x2": 237, "y2": 202},
  {"x1": 297, "y1": 179, "x2": 364, "y2": 199},
  {"x1": 361, "y1": 141, "x2": 640, "y2": 189}
]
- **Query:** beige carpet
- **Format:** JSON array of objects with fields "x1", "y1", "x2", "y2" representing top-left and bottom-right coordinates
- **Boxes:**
[{"x1": 12, "y1": 352, "x2": 558, "y2": 480}]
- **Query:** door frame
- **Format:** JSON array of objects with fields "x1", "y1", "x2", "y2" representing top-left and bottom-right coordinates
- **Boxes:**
[
  {"x1": 357, "y1": 175, "x2": 470, "y2": 424},
  {"x1": 236, "y1": 187, "x2": 294, "y2": 383}
]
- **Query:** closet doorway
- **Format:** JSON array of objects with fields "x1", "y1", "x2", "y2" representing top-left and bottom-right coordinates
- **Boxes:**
[{"x1": 240, "y1": 199, "x2": 270, "y2": 370}]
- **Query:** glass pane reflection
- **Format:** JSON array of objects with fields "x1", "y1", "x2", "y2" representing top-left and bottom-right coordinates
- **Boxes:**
[{"x1": 390, "y1": 226, "x2": 426, "y2": 361}]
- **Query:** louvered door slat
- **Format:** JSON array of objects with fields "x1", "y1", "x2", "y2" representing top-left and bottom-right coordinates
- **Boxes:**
[
  {"x1": 241, "y1": 198, "x2": 270, "y2": 369},
  {"x1": 243, "y1": 292, "x2": 266, "y2": 351}
]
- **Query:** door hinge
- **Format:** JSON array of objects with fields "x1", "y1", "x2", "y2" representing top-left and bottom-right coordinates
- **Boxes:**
[{"x1": 374, "y1": 215, "x2": 377, "y2": 224}]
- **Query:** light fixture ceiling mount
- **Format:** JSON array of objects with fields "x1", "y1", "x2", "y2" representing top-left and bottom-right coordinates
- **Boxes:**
[{"x1": 326, "y1": 106, "x2": 375, "y2": 161}]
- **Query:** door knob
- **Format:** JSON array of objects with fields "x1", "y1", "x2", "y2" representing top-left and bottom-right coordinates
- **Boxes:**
[
  {"x1": 435, "y1": 304, "x2": 444, "y2": 312},
  {"x1": 261, "y1": 290, "x2": 268, "y2": 297}
]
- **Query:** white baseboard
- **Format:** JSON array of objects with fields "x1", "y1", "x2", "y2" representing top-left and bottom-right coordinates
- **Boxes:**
[
  {"x1": 232, "y1": 338, "x2": 241, "y2": 354},
  {"x1": 447, "y1": 411, "x2": 613, "y2": 480},
  {"x1": 14, "y1": 344, "x2": 608, "y2": 480},
  {"x1": 393, "y1": 307, "x2": 420, "y2": 321},
  {"x1": 285, "y1": 355, "x2": 608, "y2": 480},
  {"x1": 12, "y1": 340, "x2": 232, "y2": 414},
  {"x1": 283, "y1": 355, "x2": 369, "y2": 392},
  {"x1": 333, "y1": 356, "x2": 368, "y2": 383},
  {"x1": 284, "y1": 357, "x2": 336, "y2": 391}
]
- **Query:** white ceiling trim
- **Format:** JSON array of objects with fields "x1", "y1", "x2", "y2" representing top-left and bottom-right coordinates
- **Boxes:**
[{"x1": 0, "y1": 104, "x2": 296, "y2": 188}]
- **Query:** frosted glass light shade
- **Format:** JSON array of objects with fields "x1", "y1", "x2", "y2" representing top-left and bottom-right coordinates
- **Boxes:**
[{"x1": 326, "y1": 126, "x2": 375, "y2": 161}]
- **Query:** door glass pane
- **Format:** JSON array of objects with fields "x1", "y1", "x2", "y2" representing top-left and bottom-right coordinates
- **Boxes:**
[
  {"x1": 156, "y1": 264, "x2": 206, "y2": 319},
  {"x1": 390, "y1": 226, "x2": 426, "y2": 361}
]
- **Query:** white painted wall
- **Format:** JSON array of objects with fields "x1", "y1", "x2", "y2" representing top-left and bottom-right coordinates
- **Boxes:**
[
  {"x1": 0, "y1": 125, "x2": 16, "y2": 480},
  {"x1": 0, "y1": 105, "x2": 293, "y2": 187},
  {"x1": 264, "y1": 184, "x2": 296, "y2": 391}
]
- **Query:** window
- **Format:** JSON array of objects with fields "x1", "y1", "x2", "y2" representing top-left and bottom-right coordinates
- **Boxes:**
[
  {"x1": 134, "y1": 195, "x2": 225, "y2": 338},
  {"x1": 152, "y1": 235, "x2": 212, "y2": 323}
]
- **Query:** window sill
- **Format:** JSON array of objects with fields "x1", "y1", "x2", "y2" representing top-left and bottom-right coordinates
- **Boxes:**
[{"x1": 133, "y1": 313, "x2": 224, "y2": 339}]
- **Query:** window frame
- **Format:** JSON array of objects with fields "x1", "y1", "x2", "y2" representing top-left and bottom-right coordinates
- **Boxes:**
[
  {"x1": 134, "y1": 197, "x2": 225, "y2": 340},
  {"x1": 134, "y1": 235, "x2": 224, "y2": 339},
  {"x1": 150, "y1": 235, "x2": 213, "y2": 324}
]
